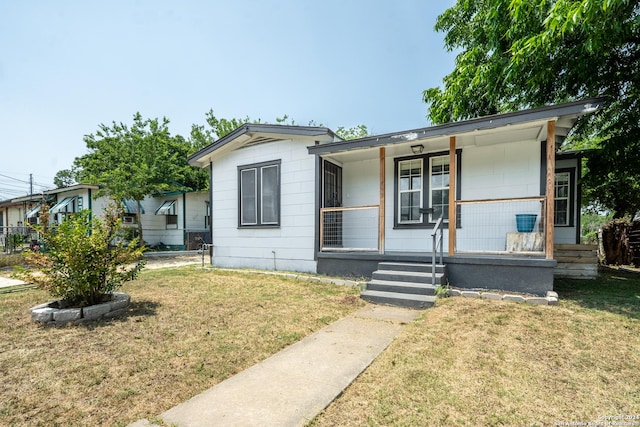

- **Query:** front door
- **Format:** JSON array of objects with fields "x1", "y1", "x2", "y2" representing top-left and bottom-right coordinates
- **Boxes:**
[{"x1": 323, "y1": 160, "x2": 343, "y2": 248}]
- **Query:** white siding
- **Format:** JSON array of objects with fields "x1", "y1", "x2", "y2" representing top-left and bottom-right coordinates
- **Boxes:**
[
  {"x1": 6, "y1": 206, "x2": 24, "y2": 226},
  {"x1": 139, "y1": 196, "x2": 182, "y2": 246},
  {"x1": 461, "y1": 140, "x2": 541, "y2": 200},
  {"x1": 210, "y1": 139, "x2": 317, "y2": 272},
  {"x1": 455, "y1": 140, "x2": 543, "y2": 251},
  {"x1": 380, "y1": 140, "x2": 544, "y2": 252},
  {"x1": 341, "y1": 158, "x2": 380, "y2": 249},
  {"x1": 185, "y1": 191, "x2": 209, "y2": 230}
]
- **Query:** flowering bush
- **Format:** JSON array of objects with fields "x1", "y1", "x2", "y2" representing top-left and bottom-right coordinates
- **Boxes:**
[{"x1": 17, "y1": 204, "x2": 145, "y2": 307}]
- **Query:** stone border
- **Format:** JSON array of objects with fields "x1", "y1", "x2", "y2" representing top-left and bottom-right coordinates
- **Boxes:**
[
  {"x1": 29, "y1": 292, "x2": 131, "y2": 325},
  {"x1": 446, "y1": 289, "x2": 558, "y2": 306}
]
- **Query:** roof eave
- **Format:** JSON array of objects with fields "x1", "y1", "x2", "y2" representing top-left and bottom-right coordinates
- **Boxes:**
[
  {"x1": 188, "y1": 124, "x2": 337, "y2": 167},
  {"x1": 308, "y1": 97, "x2": 606, "y2": 156}
]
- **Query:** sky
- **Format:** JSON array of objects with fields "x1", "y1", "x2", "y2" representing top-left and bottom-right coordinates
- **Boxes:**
[{"x1": 0, "y1": 0, "x2": 456, "y2": 200}]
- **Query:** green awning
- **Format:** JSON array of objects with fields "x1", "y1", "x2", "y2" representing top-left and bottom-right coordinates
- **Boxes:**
[
  {"x1": 49, "y1": 197, "x2": 76, "y2": 214},
  {"x1": 123, "y1": 199, "x2": 145, "y2": 214},
  {"x1": 155, "y1": 200, "x2": 176, "y2": 215},
  {"x1": 26, "y1": 204, "x2": 41, "y2": 218}
]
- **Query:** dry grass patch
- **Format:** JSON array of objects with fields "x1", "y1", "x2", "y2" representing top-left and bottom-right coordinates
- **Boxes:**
[
  {"x1": 0, "y1": 253, "x2": 25, "y2": 270},
  {"x1": 311, "y1": 272, "x2": 640, "y2": 426},
  {"x1": 0, "y1": 266, "x2": 362, "y2": 426}
]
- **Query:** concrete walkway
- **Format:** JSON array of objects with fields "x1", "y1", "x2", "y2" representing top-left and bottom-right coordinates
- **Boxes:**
[
  {"x1": 130, "y1": 305, "x2": 420, "y2": 427},
  {"x1": 0, "y1": 276, "x2": 26, "y2": 289}
]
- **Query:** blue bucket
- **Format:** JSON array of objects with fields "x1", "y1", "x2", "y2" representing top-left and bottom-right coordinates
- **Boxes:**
[{"x1": 515, "y1": 214, "x2": 537, "y2": 232}]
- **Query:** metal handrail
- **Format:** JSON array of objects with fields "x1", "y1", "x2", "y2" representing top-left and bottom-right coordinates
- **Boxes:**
[
  {"x1": 431, "y1": 216, "x2": 444, "y2": 286},
  {"x1": 198, "y1": 243, "x2": 210, "y2": 268}
]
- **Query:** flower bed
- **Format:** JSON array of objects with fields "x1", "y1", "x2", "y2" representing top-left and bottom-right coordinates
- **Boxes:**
[{"x1": 29, "y1": 293, "x2": 131, "y2": 325}]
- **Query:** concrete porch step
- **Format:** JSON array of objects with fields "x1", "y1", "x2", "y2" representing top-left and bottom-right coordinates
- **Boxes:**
[
  {"x1": 377, "y1": 262, "x2": 446, "y2": 274},
  {"x1": 366, "y1": 279, "x2": 437, "y2": 296},
  {"x1": 371, "y1": 269, "x2": 446, "y2": 285},
  {"x1": 360, "y1": 290, "x2": 436, "y2": 309}
]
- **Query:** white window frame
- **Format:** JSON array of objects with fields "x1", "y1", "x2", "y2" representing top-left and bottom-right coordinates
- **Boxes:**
[{"x1": 397, "y1": 159, "x2": 423, "y2": 224}]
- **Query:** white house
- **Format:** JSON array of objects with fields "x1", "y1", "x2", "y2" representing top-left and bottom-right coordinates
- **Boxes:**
[
  {"x1": 190, "y1": 99, "x2": 604, "y2": 297},
  {"x1": 2, "y1": 184, "x2": 210, "y2": 251}
]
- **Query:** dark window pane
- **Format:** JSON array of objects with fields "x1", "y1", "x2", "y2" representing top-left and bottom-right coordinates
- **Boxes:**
[{"x1": 241, "y1": 169, "x2": 257, "y2": 224}]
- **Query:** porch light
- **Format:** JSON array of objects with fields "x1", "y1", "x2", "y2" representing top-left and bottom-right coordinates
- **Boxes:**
[{"x1": 411, "y1": 144, "x2": 424, "y2": 154}]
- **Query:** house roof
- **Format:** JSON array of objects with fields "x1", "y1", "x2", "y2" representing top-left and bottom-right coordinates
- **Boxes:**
[
  {"x1": 307, "y1": 98, "x2": 606, "y2": 157},
  {"x1": 9, "y1": 184, "x2": 100, "y2": 204},
  {"x1": 10, "y1": 194, "x2": 46, "y2": 203},
  {"x1": 188, "y1": 124, "x2": 338, "y2": 167},
  {"x1": 43, "y1": 183, "x2": 100, "y2": 195}
]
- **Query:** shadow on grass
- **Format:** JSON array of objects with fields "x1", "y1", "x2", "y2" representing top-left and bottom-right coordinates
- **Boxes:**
[
  {"x1": 554, "y1": 269, "x2": 640, "y2": 320},
  {"x1": 73, "y1": 300, "x2": 161, "y2": 329}
]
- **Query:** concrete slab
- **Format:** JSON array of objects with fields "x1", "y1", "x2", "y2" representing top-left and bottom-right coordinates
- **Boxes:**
[
  {"x1": 355, "y1": 304, "x2": 422, "y2": 323},
  {"x1": 0, "y1": 276, "x2": 26, "y2": 289},
  {"x1": 155, "y1": 306, "x2": 414, "y2": 427}
]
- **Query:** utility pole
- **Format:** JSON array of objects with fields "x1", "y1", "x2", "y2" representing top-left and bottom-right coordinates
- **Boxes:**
[{"x1": 29, "y1": 173, "x2": 33, "y2": 197}]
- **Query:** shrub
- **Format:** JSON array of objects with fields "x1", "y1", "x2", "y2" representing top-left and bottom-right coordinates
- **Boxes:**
[{"x1": 16, "y1": 204, "x2": 146, "y2": 307}]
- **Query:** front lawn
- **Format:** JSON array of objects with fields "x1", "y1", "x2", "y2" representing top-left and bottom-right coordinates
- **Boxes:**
[
  {"x1": 311, "y1": 271, "x2": 640, "y2": 426},
  {"x1": 0, "y1": 266, "x2": 362, "y2": 426}
]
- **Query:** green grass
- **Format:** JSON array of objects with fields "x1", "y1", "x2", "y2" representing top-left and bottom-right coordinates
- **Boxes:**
[
  {"x1": 0, "y1": 266, "x2": 363, "y2": 426},
  {"x1": 311, "y1": 271, "x2": 640, "y2": 426}
]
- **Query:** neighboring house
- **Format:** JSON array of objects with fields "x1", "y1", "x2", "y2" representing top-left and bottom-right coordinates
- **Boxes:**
[
  {"x1": 1, "y1": 195, "x2": 42, "y2": 252},
  {"x1": 2, "y1": 184, "x2": 210, "y2": 251},
  {"x1": 44, "y1": 184, "x2": 107, "y2": 223},
  {"x1": 189, "y1": 98, "x2": 604, "y2": 297},
  {"x1": 142, "y1": 190, "x2": 211, "y2": 250}
]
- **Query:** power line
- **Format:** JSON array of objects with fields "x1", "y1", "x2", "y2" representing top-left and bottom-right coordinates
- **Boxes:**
[{"x1": 0, "y1": 173, "x2": 30, "y2": 184}]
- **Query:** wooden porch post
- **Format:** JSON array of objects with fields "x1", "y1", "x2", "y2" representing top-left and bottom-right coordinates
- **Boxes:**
[
  {"x1": 448, "y1": 136, "x2": 456, "y2": 256},
  {"x1": 546, "y1": 121, "x2": 556, "y2": 260},
  {"x1": 379, "y1": 147, "x2": 385, "y2": 254}
]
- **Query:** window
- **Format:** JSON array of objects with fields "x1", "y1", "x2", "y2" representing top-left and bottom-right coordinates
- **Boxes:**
[
  {"x1": 398, "y1": 159, "x2": 423, "y2": 223},
  {"x1": 429, "y1": 156, "x2": 450, "y2": 222},
  {"x1": 155, "y1": 200, "x2": 178, "y2": 228},
  {"x1": 205, "y1": 201, "x2": 211, "y2": 228},
  {"x1": 554, "y1": 170, "x2": 574, "y2": 226},
  {"x1": 122, "y1": 199, "x2": 144, "y2": 225},
  {"x1": 238, "y1": 160, "x2": 280, "y2": 227},
  {"x1": 394, "y1": 151, "x2": 461, "y2": 228}
]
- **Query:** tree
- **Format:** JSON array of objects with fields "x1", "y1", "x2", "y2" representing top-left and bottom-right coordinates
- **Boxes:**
[
  {"x1": 335, "y1": 124, "x2": 369, "y2": 140},
  {"x1": 189, "y1": 109, "x2": 254, "y2": 151},
  {"x1": 75, "y1": 113, "x2": 189, "y2": 243},
  {"x1": 424, "y1": 0, "x2": 640, "y2": 217},
  {"x1": 190, "y1": 109, "x2": 369, "y2": 145},
  {"x1": 53, "y1": 168, "x2": 78, "y2": 188}
]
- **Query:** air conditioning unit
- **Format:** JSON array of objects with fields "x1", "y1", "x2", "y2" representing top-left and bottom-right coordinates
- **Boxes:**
[{"x1": 123, "y1": 216, "x2": 135, "y2": 224}]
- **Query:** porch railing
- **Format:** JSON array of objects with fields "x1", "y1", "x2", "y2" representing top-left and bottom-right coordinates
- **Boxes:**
[
  {"x1": 320, "y1": 205, "x2": 379, "y2": 252},
  {"x1": 454, "y1": 196, "x2": 546, "y2": 255},
  {"x1": 1, "y1": 226, "x2": 38, "y2": 254},
  {"x1": 431, "y1": 216, "x2": 444, "y2": 285},
  {"x1": 318, "y1": 197, "x2": 547, "y2": 256}
]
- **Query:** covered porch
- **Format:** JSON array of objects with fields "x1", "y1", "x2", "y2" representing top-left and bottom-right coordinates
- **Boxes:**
[{"x1": 308, "y1": 99, "x2": 604, "y2": 296}]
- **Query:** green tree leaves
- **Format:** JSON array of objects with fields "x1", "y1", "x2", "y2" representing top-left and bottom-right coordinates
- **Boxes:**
[
  {"x1": 18, "y1": 204, "x2": 145, "y2": 307},
  {"x1": 425, "y1": 0, "x2": 640, "y2": 217}
]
